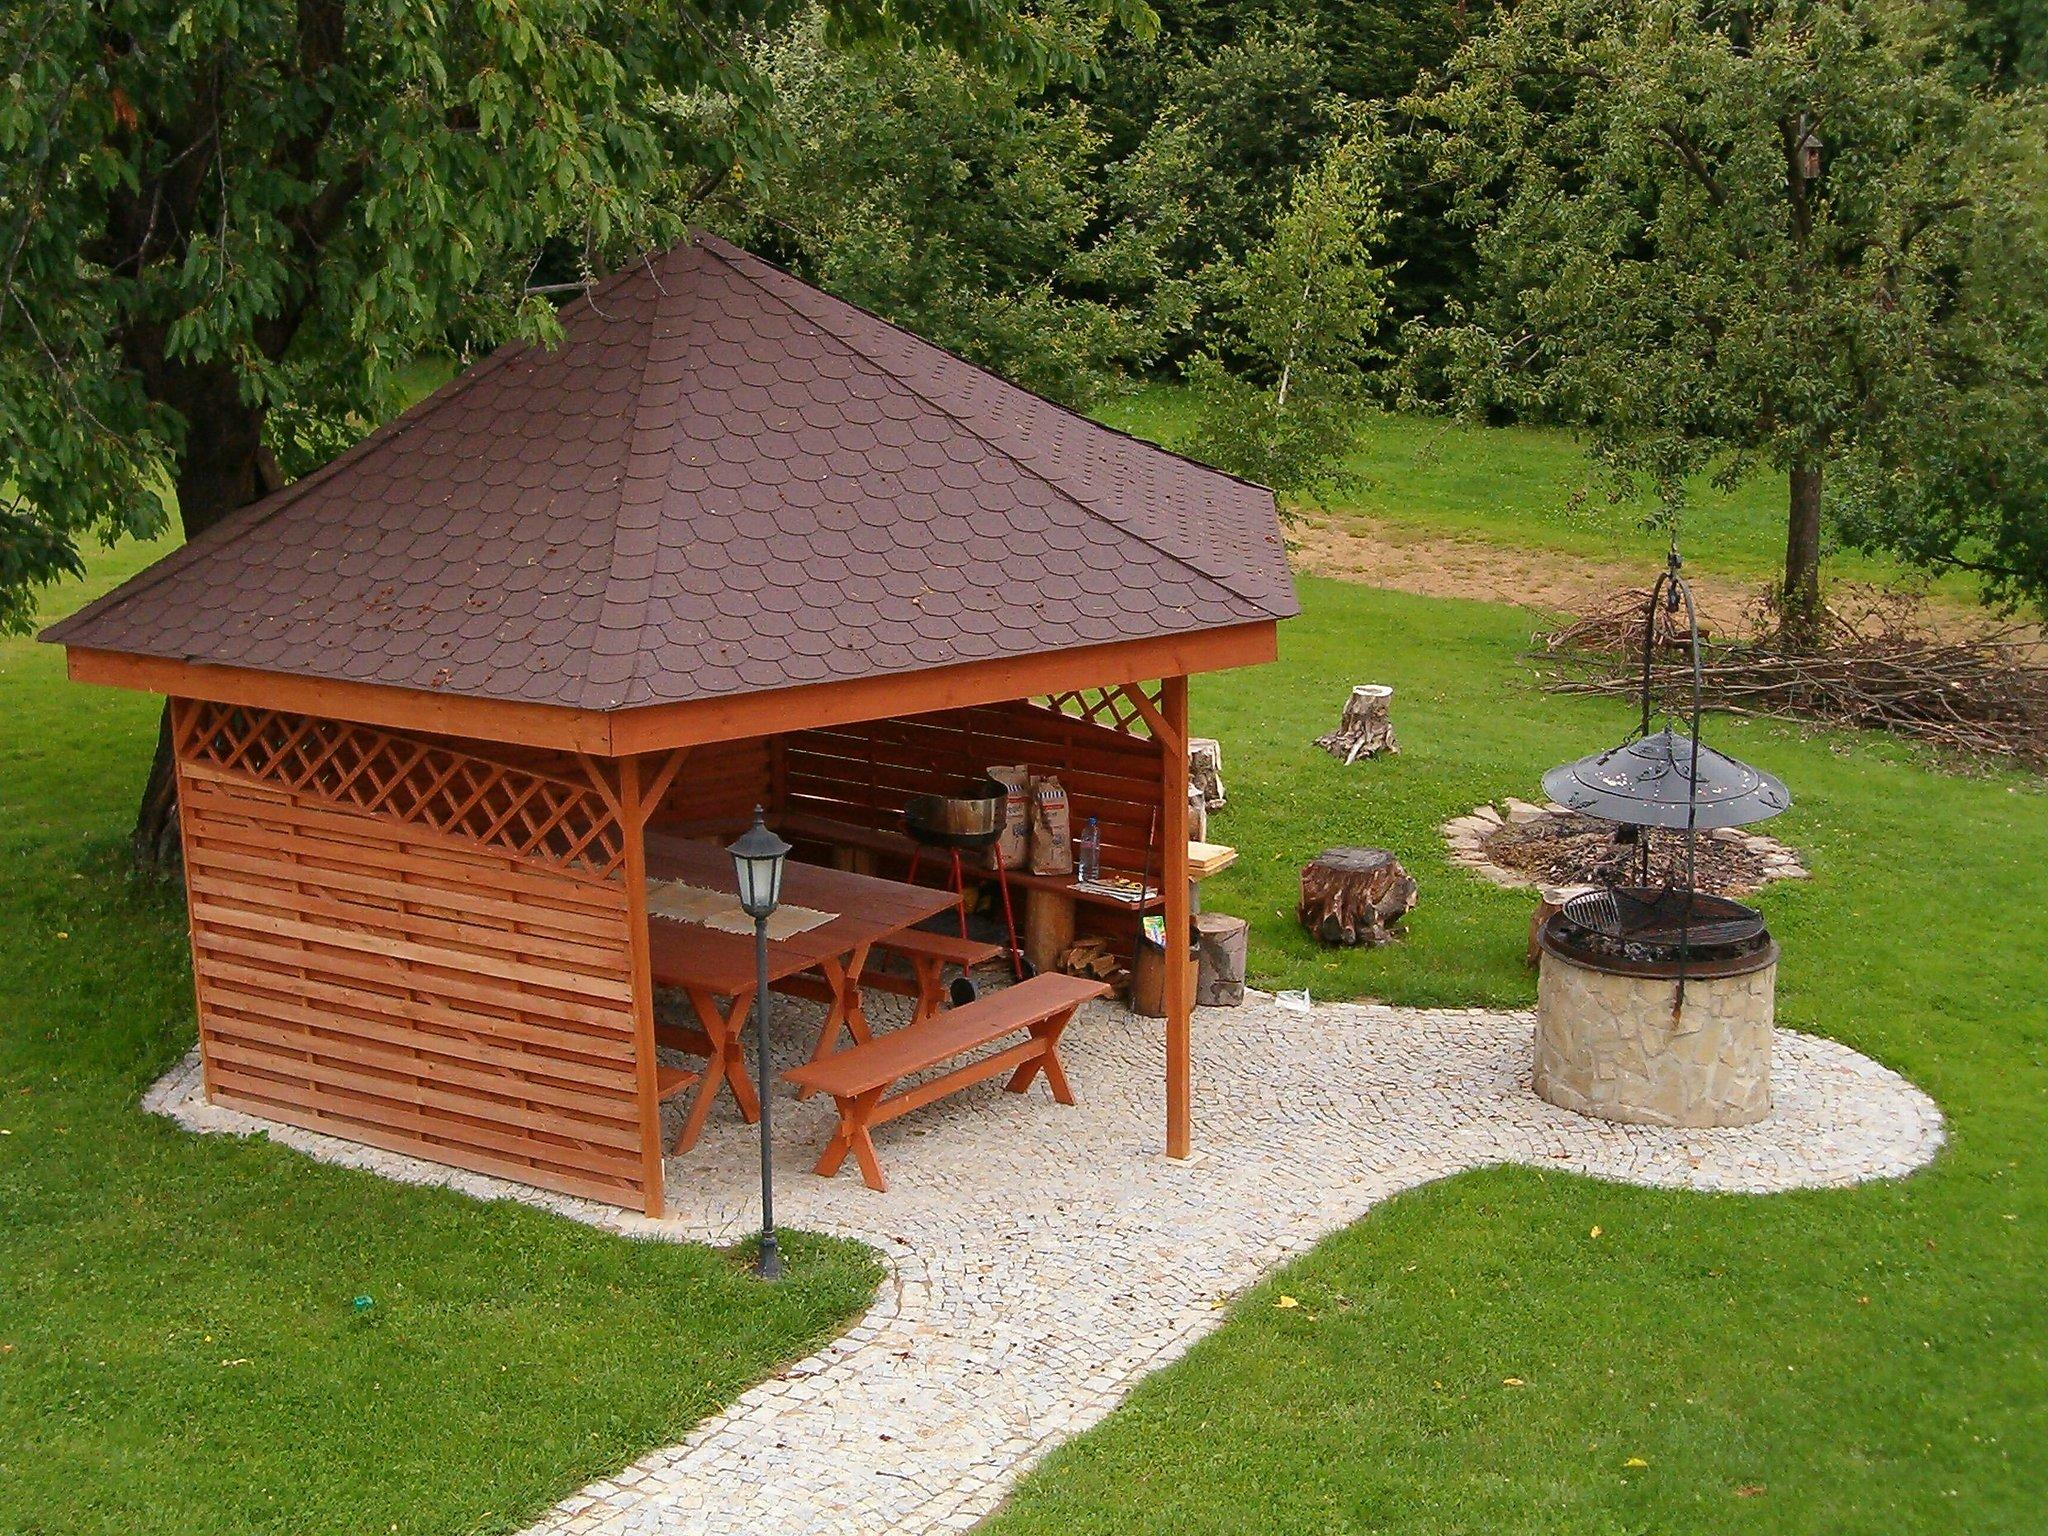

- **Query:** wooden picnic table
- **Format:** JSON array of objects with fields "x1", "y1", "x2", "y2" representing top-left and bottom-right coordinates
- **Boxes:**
[{"x1": 641, "y1": 832, "x2": 959, "y2": 1152}]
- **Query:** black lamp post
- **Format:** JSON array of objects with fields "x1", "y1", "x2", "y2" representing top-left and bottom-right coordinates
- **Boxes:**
[{"x1": 727, "y1": 806, "x2": 791, "y2": 1281}]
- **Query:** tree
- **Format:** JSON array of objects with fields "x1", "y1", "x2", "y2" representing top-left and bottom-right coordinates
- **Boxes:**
[
  {"x1": 0, "y1": 0, "x2": 1140, "y2": 865},
  {"x1": 717, "y1": 3, "x2": 1175, "y2": 406},
  {"x1": 1183, "y1": 124, "x2": 1390, "y2": 499},
  {"x1": 1960, "y1": 0, "x2": 2048, "y2": 86},
  {"x1": 1400, "y1": 0, "x2": 2048, "y2": 637}
]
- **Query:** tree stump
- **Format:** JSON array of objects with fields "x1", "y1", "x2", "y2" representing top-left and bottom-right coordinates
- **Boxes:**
[
  {"x1": 1298, "y1": 848, "x2": 1417, "y2": 947},
  {"x1": 1193, "y1": 912, "x2": 1249, "y2": 1006},
  {"x1": 1188, "y1": 737, "x2": 1227, "y2": 810},
  {"x1": 1315, "y1": 685, "x2": 1398, "y2": 763}
]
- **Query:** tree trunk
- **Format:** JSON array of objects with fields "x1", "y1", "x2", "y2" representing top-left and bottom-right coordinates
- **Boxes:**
[
  {"x1": 1315, "y1": 685, "x2": 1398, "y2": 763},
  {"x1": 1781, "y1": 460, "x2": 1824, "y2": 648},
  {"x1": 128, "y1": 359, "x2": 276, "y2": 874},
  {"x1": 1297, "y1": 847, "x2": 1417, "y2": 947}
]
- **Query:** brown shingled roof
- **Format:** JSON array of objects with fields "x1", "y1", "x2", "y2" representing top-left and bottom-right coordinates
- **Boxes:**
[{"x1": 45, "y1": 233, "x2": 1295, "y2": 711}]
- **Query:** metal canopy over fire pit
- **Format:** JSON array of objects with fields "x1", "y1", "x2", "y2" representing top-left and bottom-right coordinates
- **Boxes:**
[{"x1": 1543, "y1": 728, "x2": 1790, "y2": 830}]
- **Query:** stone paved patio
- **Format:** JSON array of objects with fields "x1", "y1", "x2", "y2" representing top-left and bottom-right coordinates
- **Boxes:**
[{"x1": 146, "y1": 990, "x2": 1942, "y2": 1535}]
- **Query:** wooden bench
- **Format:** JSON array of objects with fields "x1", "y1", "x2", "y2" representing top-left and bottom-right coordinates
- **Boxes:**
[
  {"x1": 870, "y1": 928, "x2": 1002, "y2": 1020},
  {"x1": 773, "y1": 926, "x2": 1001, "y2": 1098},
  {"x1": 780, "y1": 972, "x2": 1109, "y2": 1192}
]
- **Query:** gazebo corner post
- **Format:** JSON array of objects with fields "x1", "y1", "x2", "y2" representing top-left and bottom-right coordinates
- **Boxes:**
[
  {"x1": 165, "y1": 695, "x2": 218, "y2": 1102},
  {"x1": 1160, "y1": 675, "x2": 1193, "y2": 1159},
  {"x1": 618, "y1": 755, "x2": 668, "y2": 1220}
]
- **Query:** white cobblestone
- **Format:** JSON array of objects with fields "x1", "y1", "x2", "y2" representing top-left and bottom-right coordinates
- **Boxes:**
[{"x1": 145, "y1": 990, "x2": 1941, "y2": 1535}]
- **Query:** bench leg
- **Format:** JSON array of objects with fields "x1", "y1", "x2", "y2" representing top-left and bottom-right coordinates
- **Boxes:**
[
  {"x1": 1002, "y1": 1006, "x2": 1079, "y2": 1105},
  {"x1": 910, "y1": 955, "x2": 945, "y2": 1022},
  {"x1": 815, "y1": 1087, "x2": 888, "y2": 1192}
]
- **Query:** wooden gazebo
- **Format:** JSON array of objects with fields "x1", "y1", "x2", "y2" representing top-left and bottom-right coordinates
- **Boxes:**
[{"x1": 44, "y1": 234, "x2": 1295, "y2": 1216}]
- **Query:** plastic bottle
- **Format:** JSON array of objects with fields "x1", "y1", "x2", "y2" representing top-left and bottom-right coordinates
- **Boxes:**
[{"x1": 1077, "y1": 816, "x2": 1101, "y2": 883}]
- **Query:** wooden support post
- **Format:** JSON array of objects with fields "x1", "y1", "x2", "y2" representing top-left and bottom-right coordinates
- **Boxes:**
[
  {"x1": 1023, "y1": 887, "x2": 1077, "y2": 974},
  {"x1": 167, "y1": 698, "x2": 218, "y2": 1100},
  {"x1": 618, "y1": 756, "x2": 667, "y2": 1218},
  {"x1": 1160, "y1": 675, "x2": 1193, "y2": 1158}
]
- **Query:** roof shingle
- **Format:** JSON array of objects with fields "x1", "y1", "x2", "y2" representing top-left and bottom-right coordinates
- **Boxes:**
[{"x1": 45, "y1": 234, "x2": 1295, "y2": 711}]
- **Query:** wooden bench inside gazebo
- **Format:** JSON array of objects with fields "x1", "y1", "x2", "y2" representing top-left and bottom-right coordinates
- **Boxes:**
[{"x1": 42, "y1": 233, "x2": 1296, "y2": 1217}]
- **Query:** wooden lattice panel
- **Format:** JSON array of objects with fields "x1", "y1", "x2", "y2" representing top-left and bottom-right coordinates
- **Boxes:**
[
  {"x1": 174, "y1": 749, "x2": 649, "y2": 1209},
  {"x1": 1038, "y1": 685, "x2": 1161, "y2": 737},
  {"x1": 177, "y1": 701, "x2": 624, "y2": 880}
]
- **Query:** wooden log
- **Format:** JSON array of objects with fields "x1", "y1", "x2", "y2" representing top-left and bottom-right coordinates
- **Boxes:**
[
  {"x1": 1188, "y1": 738, "x2": 1226, "y2": 810},
  {"x1": 1315, "y1": 685, "x2": 1398, "y2": 763},
  {"x1": 1193, "y1": 912, "x2": 1249, "y2": 1007},
  {"x1": 1528, "y1": 883, "x2": 1596, "y2": 968},
  {"x1": 1023, "y1": 886, "x2": 1077, "y2": 974},
  {"x1": 1297, "y1": 847, "x2": 1417, "y2": 947},
  {"x1": 1131, "y1": 930, "x2": 1197, "y2": 1019}
]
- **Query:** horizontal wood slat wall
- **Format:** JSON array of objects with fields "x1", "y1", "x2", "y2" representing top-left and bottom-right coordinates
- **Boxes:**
[
  {"x1": 783, "y1": 697, "x2": 1166, "y2": 872},
  {"x1": 172, "y1": 702, "x2": 649, "y2": 1210},
  {"x1": 646, "y1": 735, "x2": 772, "y2": 831}
]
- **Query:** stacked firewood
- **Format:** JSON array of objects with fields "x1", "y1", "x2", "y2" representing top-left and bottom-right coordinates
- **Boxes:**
[
  {"x1": 1056, "y1": 935, "x2": 1129, "y2": 993},
  {"x1": 1535, "y1": 585, "x2": 2048, "y2": 768}
]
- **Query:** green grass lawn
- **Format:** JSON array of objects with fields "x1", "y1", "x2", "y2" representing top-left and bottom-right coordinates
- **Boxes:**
[
  {"x1": 0, "y1": 548, "x2": 880, "y2": 1536},
  {"x1": 1097, "y1": 387, "x2": 1947, "y2": 596},
  {"x1": 7, "y1": 535, "x2": 2043, "y2": 1533},
  {"x1": 985, "y1": 576, "x2": 2047, "y2": 1534}
]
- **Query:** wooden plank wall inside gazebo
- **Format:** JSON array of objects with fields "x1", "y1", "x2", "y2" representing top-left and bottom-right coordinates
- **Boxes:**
[{"x1": 164, "y1": 685, "x2": 1184, "y2": 1216}]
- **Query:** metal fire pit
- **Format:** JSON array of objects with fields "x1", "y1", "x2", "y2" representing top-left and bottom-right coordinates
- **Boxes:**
[
  {"x1": 1546, "y1": 886, "x2": 1776, "y2": 978},
  {"x1": 903, "y1": 778, "x2": 1008, "y2": 851}
]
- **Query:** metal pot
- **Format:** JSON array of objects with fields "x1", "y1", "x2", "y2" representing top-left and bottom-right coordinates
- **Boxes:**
[{"x1": 904, "y1": 778, "x2": 1008, "y2": 850}]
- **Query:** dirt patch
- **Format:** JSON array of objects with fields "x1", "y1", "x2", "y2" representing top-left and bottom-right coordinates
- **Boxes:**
[
  {"x1": 1289, "y1": 515, "x2": 1761, "y2": 630},
  {"x1": 1443, "y1": 801, "x2": 1808, "y2": 898},
  {"x1": 1290, "y1": 514, "x2": 2023, "y2": 644}
]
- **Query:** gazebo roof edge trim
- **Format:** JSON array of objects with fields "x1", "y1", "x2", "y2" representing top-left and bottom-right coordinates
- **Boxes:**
[{"x1": 65, "y1": 616, "x2": 1279, "y2": 755}]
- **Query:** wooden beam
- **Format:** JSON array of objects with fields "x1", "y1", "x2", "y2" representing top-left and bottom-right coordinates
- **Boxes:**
[
  {"x1": 605, "y1": 622, "x2": 1277, "y2": 753},
  {"x1": 168, "y1": 698, "x2": 217, "y2": 1101},
  {"x1": 617, "y1": 757, "x2": 667, "y2": 1218},
  {"x1": 1116, "y1": 682, "x2": 1183, "y2": 757},
  {"x1": 62, "y1": 621, "x2": 1279, "y2": 762},
  {"x1": 638, "y1": 747, "x2": 692, "y2": 824},
  {"x1": 1159, "y1": 674, "x2": 1193, "y2": 1159},
  {"x1": 68, "y1": 648, "x2": 614, "y2": 753}
]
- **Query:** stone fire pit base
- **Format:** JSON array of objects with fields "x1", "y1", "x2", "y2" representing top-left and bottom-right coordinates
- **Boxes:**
[{"x1": 1535, "y1": 947, "x2": 1775, "y2": 1127}]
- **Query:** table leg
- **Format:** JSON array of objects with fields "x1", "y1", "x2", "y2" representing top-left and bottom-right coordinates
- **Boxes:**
[
  {"x1": 840, "y1": 942, "x2": 876, "y2": 1045},
  {"x1": 797, "y1": 945, "x2": 875, "y2": 1100},
  {"x1": 672, "y1": 987, "x2": 760, "y2": 1153}
]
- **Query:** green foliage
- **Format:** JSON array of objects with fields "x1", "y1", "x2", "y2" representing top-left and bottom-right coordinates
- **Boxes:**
[
  {"x1": 1086, "y1": 0, "x2": 1489, "y2": 337},
  {"x1": 716, "y1": 4, "x2": 1179, "y2": 405},
  {"x1": 1122, "y1": 20, "x2": 1340, "y2": 282},
  {"x1": 1183, "y1": 128, "x2": 1391, "y2": 499},
  {"x1": 0, "y1": 0, "x2": 1145, "y2": 635},
  {"x1": 1961, "y1": 0, "x2": 2048, "y2": 86},
  {"x1": 1400, "y1": 0, "x2": 2048, "y2": 615}
]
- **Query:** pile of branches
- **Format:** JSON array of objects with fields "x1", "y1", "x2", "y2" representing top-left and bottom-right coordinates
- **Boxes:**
[{"x1": 1534, "y1": 585, "x2": 2048, "y2": 767}]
